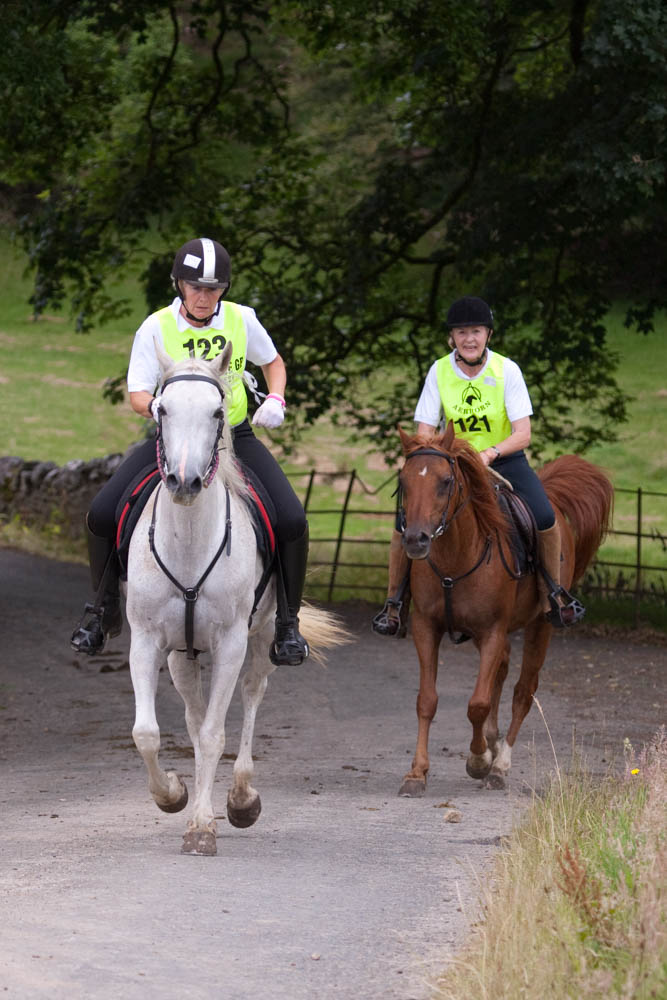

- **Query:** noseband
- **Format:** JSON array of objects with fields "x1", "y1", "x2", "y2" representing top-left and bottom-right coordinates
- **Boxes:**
[
  {"x1": 156, "y1": 374, "x2": 225, "y2": 488},
  {"x1": 397, "y1": 447, "x2": 466, "y2": 538}
]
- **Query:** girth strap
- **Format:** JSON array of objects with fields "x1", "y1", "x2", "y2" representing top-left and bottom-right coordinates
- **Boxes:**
[{"x1": 148, "y1": 484, "x2": 232, "y2": 660}]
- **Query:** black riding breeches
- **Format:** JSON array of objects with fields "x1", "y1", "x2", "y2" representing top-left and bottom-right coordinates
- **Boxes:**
[
  {"x1": 493, "y1": 451, "x2": 555, "y2": 531},
  {"x1": 87, "y1": 421, "x2": 306, "y2": 543}
]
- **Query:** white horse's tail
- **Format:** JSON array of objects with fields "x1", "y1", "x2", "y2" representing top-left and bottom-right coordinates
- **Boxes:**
[{"x1": 299, "y1": 602, "x2": 351, "y2": 666}]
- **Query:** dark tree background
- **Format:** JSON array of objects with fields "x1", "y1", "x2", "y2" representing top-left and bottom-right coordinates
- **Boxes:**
[{"x1": 2, "y1": 0, "x2": 666, "y2": 456}]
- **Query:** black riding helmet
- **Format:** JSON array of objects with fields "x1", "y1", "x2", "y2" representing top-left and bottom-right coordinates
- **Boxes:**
[
  {"x1": 446, "y1": 296, "x2": 494, "y2": 367},
  {"x1": 446, "y1": 296, "x2": 494, "y2": 329},
  {"x1": 171, "y1": 237, "x2": 231, "y2": 324}
]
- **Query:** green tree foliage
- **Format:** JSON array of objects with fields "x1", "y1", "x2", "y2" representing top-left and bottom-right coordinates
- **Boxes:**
[{"x1": 1, "y1": 0, "x2": 665, "y2": 456}]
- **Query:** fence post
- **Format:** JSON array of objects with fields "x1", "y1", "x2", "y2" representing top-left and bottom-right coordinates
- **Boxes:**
[
  {"x1": 303, "y1": 470, "x2": 315, "y2": 513},
  {"x1": 635, "y1": 486, "x2": 642, "y2": 629},
  {"x1": 328, "y1": 470, "x2": 356, "y2": 602}
]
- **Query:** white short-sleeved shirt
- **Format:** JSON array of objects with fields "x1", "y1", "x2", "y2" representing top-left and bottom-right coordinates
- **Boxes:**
[
  {"x1": 414, "y1": 350, "x2": 533, "y2": 427},
  {"x1": 126, "y1": 297, "x2": 278, "y2": 393}
]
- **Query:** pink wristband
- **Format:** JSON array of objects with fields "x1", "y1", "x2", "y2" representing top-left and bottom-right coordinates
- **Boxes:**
[{"x1": 266, "y1": 393, "x2": 286, "y2": 408}]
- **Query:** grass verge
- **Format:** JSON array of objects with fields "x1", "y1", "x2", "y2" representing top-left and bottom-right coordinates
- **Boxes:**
[{"x1": 433, "y1": 727, "x2": 667, "y2": 1000}]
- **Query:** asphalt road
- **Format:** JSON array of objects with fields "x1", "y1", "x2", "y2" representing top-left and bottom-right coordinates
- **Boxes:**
[{"x1": 0, "y1": 548, "x2": 664, "y2": 999}]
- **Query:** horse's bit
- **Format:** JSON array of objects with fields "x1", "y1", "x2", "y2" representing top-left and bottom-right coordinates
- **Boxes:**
[{"x1": 150, "y1": 372, "x2": 232, "y2": 660}]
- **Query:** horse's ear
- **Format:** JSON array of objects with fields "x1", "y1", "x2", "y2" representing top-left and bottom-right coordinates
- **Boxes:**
[
  {"x1": 442, "y1": 420, "x2": 456, "y2": 450},
  {"x1": 209, "y1": 341, "x2": 233, "y2": 378},
  {"x1": 398, "y1": 425, "x2": 412, "y2": 455},
  {"x1": 154, "y1": 334, "x2": 173, "y2": 377}
]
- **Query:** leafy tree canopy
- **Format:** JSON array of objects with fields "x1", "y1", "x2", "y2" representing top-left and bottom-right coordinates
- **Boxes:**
[{"x1": 1, "y1": 0, "x2": 665, "y2": 457}]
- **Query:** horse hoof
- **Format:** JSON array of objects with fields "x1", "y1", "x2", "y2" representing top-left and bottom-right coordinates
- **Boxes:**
[
  {"x1": 485, "y1": 770, "x2": 507, "y2": 790},
  {"x1": 181, "y1": 829, "x2": 217, "y2": 856},
  {"x1": 227, "y1": 793, "x2": 262, "y2": 829},
  {"x1": 156, "y1": 774, "x2": 189, "y2": 813},
  {"x1": 466, "y1": 751, "x2": 493, "y2": 780},
  {"x1": 398, "y1": 777, "x2": 426, "y2": 798}
]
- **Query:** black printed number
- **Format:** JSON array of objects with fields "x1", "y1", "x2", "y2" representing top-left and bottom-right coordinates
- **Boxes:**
[
  {"x1": 182, "y1": 334, "x2": 227, "y2": 359},
  {"x1": 454, "y1": 414, "x2": 491, "y2": 434}
]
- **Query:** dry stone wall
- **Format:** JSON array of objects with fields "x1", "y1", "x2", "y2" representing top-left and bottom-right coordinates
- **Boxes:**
[{"x1": 0, "y1": 450, "x2": 135, "y2": 539}]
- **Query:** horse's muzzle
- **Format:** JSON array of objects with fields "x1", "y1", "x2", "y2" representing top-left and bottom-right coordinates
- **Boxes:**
[
  {"x1": 402, "y1": 530, "x2": 431, "y2": 560},
  {"x1": 166, "y1": 472, "x2": 202, "y2": 504}
]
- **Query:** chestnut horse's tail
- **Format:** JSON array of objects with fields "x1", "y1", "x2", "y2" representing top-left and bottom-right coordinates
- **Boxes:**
[{"x1": 538, "y1": 455, "x2": 614, "y2": 584}]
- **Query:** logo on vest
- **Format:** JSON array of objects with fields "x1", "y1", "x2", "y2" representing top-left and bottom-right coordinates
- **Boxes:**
[{"x1": 461, "y1": 383, "x2": 482, "y2": 407}]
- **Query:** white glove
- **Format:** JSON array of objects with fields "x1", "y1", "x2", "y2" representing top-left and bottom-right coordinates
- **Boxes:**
[
  {"x1": 149, "y1": 394, "x2": 162, "y2": 424},
  {"x1": 252, "y1": 394, "x2": 286, "y2": 429}
]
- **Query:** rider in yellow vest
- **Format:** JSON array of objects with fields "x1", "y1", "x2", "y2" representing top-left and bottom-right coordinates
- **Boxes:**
[
  {"x1": 71, "y1": 238, "x2": 310, "y2": 666},
  {"x1": 372, "y1": 295, "x2": 585, "y2": 635}
]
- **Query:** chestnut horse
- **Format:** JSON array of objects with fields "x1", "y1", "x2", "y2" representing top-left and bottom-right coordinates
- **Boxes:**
[{"x1": 395, "y1": 422, "x2": 613, "y2": 795}]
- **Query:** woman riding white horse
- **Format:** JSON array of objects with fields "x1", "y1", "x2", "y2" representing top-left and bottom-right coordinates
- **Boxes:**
[
  {"x1": 71, "y1": 237, "x2": 309, "y2": 667},
  {"x1": 124, "y1": 345, "x2": 345, "y2": 854}
]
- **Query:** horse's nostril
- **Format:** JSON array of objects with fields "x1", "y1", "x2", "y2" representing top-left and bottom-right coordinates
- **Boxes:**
[
  {"x1": 166, "y1": 473, "x2": 179, "y2": 492},
  {"x1": 190, "y1": 477, "x2": 202, "y2": 495}
]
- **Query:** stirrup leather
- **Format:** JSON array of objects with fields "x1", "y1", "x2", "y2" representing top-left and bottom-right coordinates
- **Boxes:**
[{"x1": 545, "y1": 588, "x2": 585, "y2": 628}]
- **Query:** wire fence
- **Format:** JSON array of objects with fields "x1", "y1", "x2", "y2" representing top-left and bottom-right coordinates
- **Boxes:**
[{"x1": 289, "y1": 469, "x2": 667, "y2": 628}]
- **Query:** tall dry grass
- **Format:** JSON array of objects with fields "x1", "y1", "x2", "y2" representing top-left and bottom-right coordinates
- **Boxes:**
[{"x1": 433, "y1": 726, "x2": 667, "y2": 1000}]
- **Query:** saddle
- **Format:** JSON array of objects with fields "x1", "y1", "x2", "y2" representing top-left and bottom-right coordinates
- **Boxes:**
[
  {"x1": 492, "y1": 480, "x2": 538, "y2": 578},
  {"x1": 114, "y1": 462, "x2": 277, "y2": 597}
]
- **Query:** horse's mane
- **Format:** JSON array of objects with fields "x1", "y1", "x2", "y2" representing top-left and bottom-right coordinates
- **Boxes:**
[
  {"x1": 161, "y1": 356, "x2": 248, "y2": 498},
  {"x1": 402, "y1": 428, "x2": 509, "y2": 541}
]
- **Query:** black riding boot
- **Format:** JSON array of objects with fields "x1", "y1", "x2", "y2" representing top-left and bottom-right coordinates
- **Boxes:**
[
  {"x1": 269, "y1": 526, "x2": 310, "y2": 666},
  {"x1": 71, "y1": 526, "x2": 122, "y2": 655}
]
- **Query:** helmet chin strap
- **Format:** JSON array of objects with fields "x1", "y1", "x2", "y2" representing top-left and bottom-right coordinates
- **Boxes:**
[{"x1": 454, "y1": 332, "x2": 491, "y2": 369}]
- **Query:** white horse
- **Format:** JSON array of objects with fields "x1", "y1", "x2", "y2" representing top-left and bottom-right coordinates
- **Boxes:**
[{"x1": 124, "y1": 343, "x2": 346, "y2": 856}]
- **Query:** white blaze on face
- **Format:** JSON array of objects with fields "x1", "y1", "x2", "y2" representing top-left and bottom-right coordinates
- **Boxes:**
[
  {"x1": 418, "y1": 465, "x2": 428, "y2": 477},
  {"x1": 178, "y1": 439, "x2": 189, "y2": 482}
]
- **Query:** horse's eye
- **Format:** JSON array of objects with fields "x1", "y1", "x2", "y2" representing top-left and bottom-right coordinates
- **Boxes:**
[
  {"x1": 213, "y1": 406, "x2": 224, "y2": 421},
  {"x1": 436, "y1": 477, "x2": 452, "y2": 496}
]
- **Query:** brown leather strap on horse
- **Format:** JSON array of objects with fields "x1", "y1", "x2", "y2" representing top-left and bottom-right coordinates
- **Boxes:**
[{"x1": 426, "y1": 536, "x2": 493, "y2": 644}]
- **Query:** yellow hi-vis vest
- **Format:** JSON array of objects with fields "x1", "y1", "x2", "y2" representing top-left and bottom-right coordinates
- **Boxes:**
[
  {"x1": 156, "y1": 302, "x2": 248, "y2": 426},
  {"x1": 435, "y1": 352, "x2": 512, "y2": 452}
]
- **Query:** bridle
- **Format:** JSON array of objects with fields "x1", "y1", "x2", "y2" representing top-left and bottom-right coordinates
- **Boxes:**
[
  {"x1": 398, "y1": 446, "x2": 491, "y2": 645},
  {"x1": 150, "y1": 372, "x2": 232, "y2": 660},
  {"x1": 156, "y1": 373, "x2": 225, "y2": 489},
  {"x1": 397, "y1": 447, "x2": 469, "y2": 539}
]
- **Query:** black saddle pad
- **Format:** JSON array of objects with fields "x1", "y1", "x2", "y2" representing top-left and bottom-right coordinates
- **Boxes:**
[
  {"x1": 115, "y1": 464, "x2": 161, "y2": 579},
  {"x1": 493, "y1": 483, "x2": 538, "y2": 577},
  {"x1": 114, "y1": 462, "x2": 277, "y2": 581}
]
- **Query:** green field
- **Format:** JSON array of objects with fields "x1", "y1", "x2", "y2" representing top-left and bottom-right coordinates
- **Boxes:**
[{"x1": 0, "y1": 244, "x2": 665, "y2": 624}]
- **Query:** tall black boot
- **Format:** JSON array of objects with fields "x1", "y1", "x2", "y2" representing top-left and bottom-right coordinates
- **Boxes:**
[
  {"x1": 71, "y1": 524, "x2": 122, "y2": 655},
  {"x1": 269, "y1": 525, "x2": 310, "y2": 666}
]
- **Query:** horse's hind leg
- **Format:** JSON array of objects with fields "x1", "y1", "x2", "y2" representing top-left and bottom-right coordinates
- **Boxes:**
[
  {"x1": 489, "y1": 619, "x2": 553, "y2": 788},
  {"x1": 466, "y1": 628, "x2": 508, "y2": 781},
  {"x1": 227, "y1": 634, "x2": 275, "y2": 828},
  {"x1": 130, "y1": 636, "x2": 189, "y2": 814},
  {"x1": 484, "y1": 638, "x2": 511, "y2": 757}
]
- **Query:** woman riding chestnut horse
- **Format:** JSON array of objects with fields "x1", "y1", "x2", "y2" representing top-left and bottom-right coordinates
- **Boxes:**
[
  {"x1": 373, "y1": 296, "x2": 585, "y2": 637},
  {"x1": 71, "y1": 237, "x2": 309, "y2": 668}
]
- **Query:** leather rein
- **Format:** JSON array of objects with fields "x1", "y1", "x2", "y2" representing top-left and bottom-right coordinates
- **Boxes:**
[
  {"x1": 149, "y1": 373, "x2": 232, "y2": 660},
  {"x1": 399, "y1": 447, "x2": 492, "y2": 644}
]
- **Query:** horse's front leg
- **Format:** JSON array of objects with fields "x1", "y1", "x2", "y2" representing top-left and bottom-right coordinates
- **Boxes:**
[
  {"x1": 130, "y1": 634, "x2": 189, "y2": 814},
  {"x1": 399, "y1": 609, "x2": 444, "y2": 798},
  {"x1": 466, "y1": 628, "x2": 507, "y2": 781},
  {"x1": 227, "y1": 630, "x2": 276, "y2": 829},
  {"x1": 167, "y1": 650, "x2": 207, "y2": 760},
  {"x1": 181, "y1": 624, "x2": 248, "y2": 857}
]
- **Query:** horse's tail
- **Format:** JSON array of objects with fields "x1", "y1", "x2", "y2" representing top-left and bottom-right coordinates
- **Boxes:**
[
  {"x1": 539, "y1": 455, "x2": 614, "y2": 584},
  {"x1": 299, "y1": 602, "x2": 352, "y2": 666}
]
